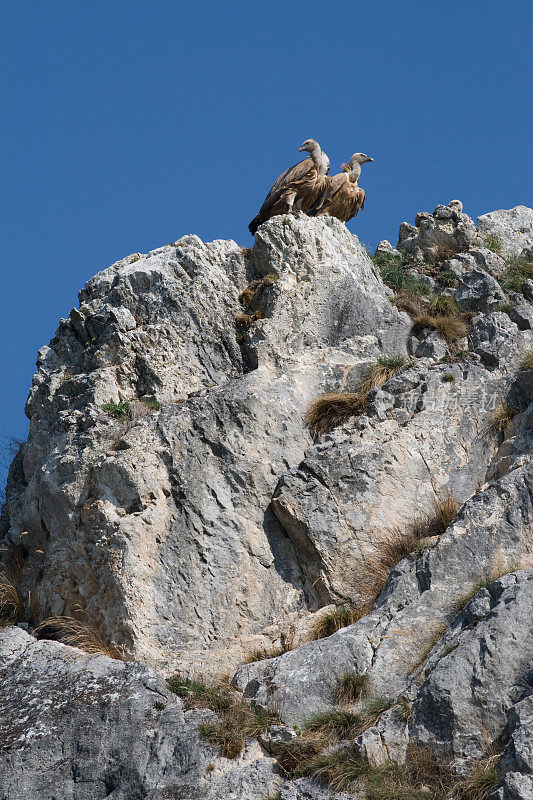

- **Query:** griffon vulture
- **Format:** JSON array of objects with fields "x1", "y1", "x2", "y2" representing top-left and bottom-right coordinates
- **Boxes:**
[
  {"x1": 310, "y1": 153, "x2": 373, "y2": 223},
  {"x1": 248, "y1": 139, "x2": 330, "y2": 235}
]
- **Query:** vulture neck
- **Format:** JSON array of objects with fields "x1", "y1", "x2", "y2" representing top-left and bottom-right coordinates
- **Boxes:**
[
  {"x1": 349, "y1": 163, "x2": 362, "y2": 185},
  {"x1": 308, "y1": 144, "x2": 323, "y2": 167}
]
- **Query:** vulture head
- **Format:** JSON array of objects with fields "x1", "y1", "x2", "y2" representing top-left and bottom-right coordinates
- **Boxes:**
[
  {"x1": 350, "y1": 153, "x2": 374, "y2": 166},
  {"x1": 298, "y1": 138, "x2": 321, "y2": 154}
]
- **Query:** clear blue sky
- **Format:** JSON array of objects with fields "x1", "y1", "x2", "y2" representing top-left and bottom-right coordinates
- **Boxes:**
[{"x1": 1, "y1": 0, "x2": 532, "y2": 489}]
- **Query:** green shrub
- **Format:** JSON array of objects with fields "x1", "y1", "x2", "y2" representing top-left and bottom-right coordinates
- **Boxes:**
[
  {"x1": 503, "y1": 255, "x2": 533, "y2": 293},
  {"x1": 101, "y1": 400, "x2": 130, "y2": 422},
  {"x1": 311, "y1": 604, "x2": 368, "y2": 640},
  {"x1": 483, "y1": 233, "x2": 502, "y2": 254}
]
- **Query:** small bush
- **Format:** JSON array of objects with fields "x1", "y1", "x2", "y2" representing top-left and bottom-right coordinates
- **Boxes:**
[
  {"x1": 336, "y1": 672, "x2": 370, "y2": 704},
  {"x1": 393, "y1": 292, "x2": 425, "y2": 317},
  {"x1": 305, "y1": 392, "x2": 369, "y2": 436},
  {"x1": 503, "y1": 255, "x2": 533, "y2": 293},
  {"x1": 519, "y1": 350, "x2": 533, "y2": 370},
  {"x1": 101, "y1": 400, "x2": 130, "y2": 422},
  {"x1": 34, "y1": 615, "x2": 120, "y2": 658},
  {"x1": 372, "y1": 252, "x2": 429, "y2": 297},
  {"x1": 311, "y1": 604, "x2": 368, "y2": 640},
  {"x1": 442, "y1": 373, "x2": 455, "y2": 383},
  {"x1": 167, "y1": 674, "x2": 279, "y2": 759},
  {"x1": 412, "y1": 314, "x2": 470, "y2": 342},
  {"x1": 483, "y1": 233, "x2": 502, "y2": 255},
  {"x1": 154, "y1": 701, "x2": 166, "y2": 710},
  {"x1": 489, "y1": 402, "x2": 519, "y2": 433},
  {"x1": 144, "y1": 399, "x2": 161, "y2": 411},
  {"x1": 492, "y1": 303, "x2": 512, "y2": 314}
]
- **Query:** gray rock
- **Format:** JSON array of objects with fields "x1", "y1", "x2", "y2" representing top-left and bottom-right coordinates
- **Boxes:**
[
  {"x1": 234, "y1": 462, "x2": 533, "y2": 725},
  {"x1": 0, "y1": 627, "x2": 280, "y2": 800},
  {"x1": 410, "y1": 571, "x2": 533, "y2": 770},
  {"x1": 1, "y1": 214, "x2": 411, "y2": 677},
  {"x1": 521, "y1": 280, "x2": 533, "y2": 303},
  {"x1": 509, "y1": 305, "x2": 533, "y2": 330},
  {"x1": 477, "y1": 207, "x2": 533, "y2": 258},
  {"x1": 398, "y1": 204, "x2": 477, "y2": 262},
  {"x1": 453, "y1": 266, "x2": 508, "y2": 312},
  {"x1": 375, "y1": 239, "x2": 400, "y2": 257}
]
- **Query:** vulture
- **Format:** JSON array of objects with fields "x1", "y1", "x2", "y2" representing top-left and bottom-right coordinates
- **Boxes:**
[
  {"x1": 310, "y1": 153, "x2": 373, "y2": 223},
  {"x1": 248, "y1": 139, "x2": 330, "y2": 235}
]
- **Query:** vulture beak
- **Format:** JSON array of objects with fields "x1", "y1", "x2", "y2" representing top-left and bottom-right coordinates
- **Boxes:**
[
  {"x1": 367, "y1": 157, "x2": 374, "y2": 163},
  {"x1": 298, "y1": 145, "x2": 305, "y2": 152}
]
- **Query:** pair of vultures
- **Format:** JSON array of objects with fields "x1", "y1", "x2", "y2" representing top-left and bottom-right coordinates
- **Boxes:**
[{"x1": 249, "y1": 139, "x2": 373, "y2": 235}]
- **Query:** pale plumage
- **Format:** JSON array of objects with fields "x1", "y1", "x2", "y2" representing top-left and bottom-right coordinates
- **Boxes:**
[{"x1": 249, "y1": 139, "x2": 330, "y2": 235}]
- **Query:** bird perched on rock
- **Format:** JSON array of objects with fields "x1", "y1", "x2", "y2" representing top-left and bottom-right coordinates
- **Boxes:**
[
  {"x1": 309, "y1": 153, "x2": 373, "y2": 223},
  {"x1": 449, "y1": 199, "x2": 463, "y2": 213},
  {"x1": 248, "y1": 139, "x2": 330, "y2": 235}
]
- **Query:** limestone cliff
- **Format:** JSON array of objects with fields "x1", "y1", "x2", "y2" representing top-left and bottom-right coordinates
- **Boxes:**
[{"x1": 1, "y1": 204, "x2": 533, "y2": 799}]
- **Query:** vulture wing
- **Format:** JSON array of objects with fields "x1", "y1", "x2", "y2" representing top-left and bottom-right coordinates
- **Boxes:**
[
  {"x1": 249, "y1": 158, "x2": 314, "y2": 234},
  {"x1": 308, "y1": 173, "x2": 347, "y2": 216}
]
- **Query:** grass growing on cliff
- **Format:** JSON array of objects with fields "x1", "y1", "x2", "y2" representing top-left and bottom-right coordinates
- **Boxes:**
[
  {"x1": 166, "y1": 674, "x2": 280, "y2": 758},
  {"x1": 305, "y1": 391, "x2": 369, "y2": 436},
  {"x1": 34, "y1": 616, "x2": 121, "y2": 659},
  {"x1": 503, "y1": 254, "x2": 533, "y2": 293},
  {"x1": 311, "y1": 604, "x2": 368, "y2": 640},
  {"x1": 482, "y1": 233, "x2": 502, "y2": 255},
  {"x1": 238, "y1": 273, "x2": 278, "y2": 308},
  {"x1": 488, "y1": 401, "x2": 520, "y2": 434},
  {"x1": 101, "y1": 400, "x2": 130, "y2": 422},
  {"x1": 336, "y1": 671, "x2": 370, "y2": 704},
  {"x1": 372, "y1": 252, "x2": 429, "y2": 297},
  {"x1": 287, "y1": 743, "x2": 454, "y2": 799},
  {"x1": 305, "y1": 357, "x2": 407, "y2": 437},
  {"x1": 304, "y1": 698, "x2": 394, "y2": 740},
  {"x1": 519, "y1": 350, "x2": 533, "y2": 370},
  {"x1": 0, "y1": 572, "x2": 22, "y2": 625},
  {"x1": 412, "y1": 313, "x2": 470, "y2": 343},
  {"x1": 357, "y1": 494, "x2": 459, "y2": 605}
]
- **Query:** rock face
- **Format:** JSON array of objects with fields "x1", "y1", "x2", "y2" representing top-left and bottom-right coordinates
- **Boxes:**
[
  {"x1": 2, "y1": 204, "x2": 533, "y2": 798},
  {"x1": 1, "y1": 214, "x2": 411, "y2": 676},
  {"x1": 477, "y1": 206, "x2": 533, "y2": 257}
]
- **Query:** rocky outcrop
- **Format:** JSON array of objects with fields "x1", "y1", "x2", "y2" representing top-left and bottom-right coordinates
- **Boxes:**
[
  {"x1": 1, "y1": 214, "x2": 411, "y2": 676},
  {"x1": 2, "y1": 203, "x2": 533, "y2": 798}
]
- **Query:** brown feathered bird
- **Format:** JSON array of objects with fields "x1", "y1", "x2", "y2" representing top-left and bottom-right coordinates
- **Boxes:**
[
  {"x1": 310, "y1": 153, "x2": 373, "y2": 222},
  {"x1": 249, "y1": 139, "x2": 330, "y2": 235}
]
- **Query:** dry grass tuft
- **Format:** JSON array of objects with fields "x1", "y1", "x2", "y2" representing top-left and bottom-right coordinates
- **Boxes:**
[
  {"x1": 311, "y1": 604, "x2": 369, "y2": 641},
  {"x1": 0, "y1": 573, "x2": 22, "y2": 625},
  {"x1": 238, "y1": 273, "x2": 278, "y2": 308},
  {"x1": 336, "y1": 671, "x2": 370, "y2": 704},
  {"x1": 34, "y1": 616, "x2": 121, "y2": 659},
  {"x1": 245, "y1": 644, "x2": 287, "y2": 663},
  {"x1": 305, "y1": 392, "x2": 369, "y2": 436},
  {"x1": 167, "y1": 674, "x2": 280, "y2": 759},
  {"x1": 357, "y1": 494, "x2": 459, "y2": 605},
  {"x1": 488, "y1": 402, "x2": 519, "y2": 434},
  {"x1": 305, "y1": 357, "x2": 407, "y2": 437},
  {"x1": 299, "y1": 743, "x2": 456, "y2": 799},
  {"x1": 359, "y1": 356, "x2": 408, "y2": 394},
  {"x1": 519, "y1": 350, "x2": 533, "y2": 371},
  {"x1": 412, "y1": 314, "x2": 470, "y2": 342},
  {"x1": 452, "y1": 753, "x2": 502, "y2": 800},
  {"x1": 393, "y1": 292, "x2": 425, "y2": 317}
]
